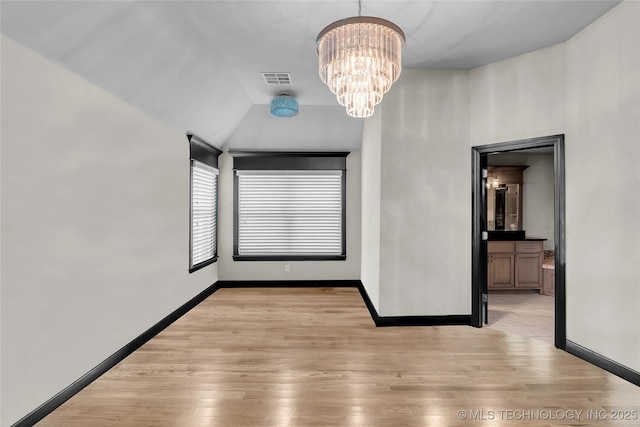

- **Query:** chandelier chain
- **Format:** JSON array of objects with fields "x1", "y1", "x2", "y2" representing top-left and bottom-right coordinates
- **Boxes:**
[{"x1": 358, "y1": 0, "x2": 362, "y2": 16}]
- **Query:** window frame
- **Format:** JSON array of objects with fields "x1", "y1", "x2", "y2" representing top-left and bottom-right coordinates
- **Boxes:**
[
  {"x1": 231, "y1": 151, "x2": 349, "y2": 261},
  {"x1": 188, "y1": 134, "x2": 222, "y2": 273}
]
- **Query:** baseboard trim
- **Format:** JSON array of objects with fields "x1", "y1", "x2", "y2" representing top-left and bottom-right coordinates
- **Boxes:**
[
  {"x1": 12, "y1": 282, "x2": 220, "y2": 427},
  {"x1": 565, "y1": 340, "x2": 640, "y2": 387},
  {"x1": 216, "y1": 279, "x2": 362, "y2": 288},
  {"x1": 356, "y1": 282, "x2": 472, "y2": 327}
]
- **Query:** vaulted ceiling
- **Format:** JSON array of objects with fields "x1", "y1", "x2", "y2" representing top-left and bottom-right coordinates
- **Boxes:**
[{"x1": 0, "y1": 1, "x2": 620, "y2": 151}]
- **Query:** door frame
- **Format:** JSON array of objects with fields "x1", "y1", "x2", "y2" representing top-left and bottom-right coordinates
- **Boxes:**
[{"x1": 471, "y1": 134, "x2": 566, "y2": 349}]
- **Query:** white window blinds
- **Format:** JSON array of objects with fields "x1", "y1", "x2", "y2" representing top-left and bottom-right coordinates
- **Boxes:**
[
  {"x1": 190, "y1": 160, "x2": 218, "y2": 267},
  {"x1": 236, "y1": 170, "x2": 343, "y2": 257}
]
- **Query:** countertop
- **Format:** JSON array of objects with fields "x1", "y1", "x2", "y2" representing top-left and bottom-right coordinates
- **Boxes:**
[
  {"x1": 487, "y1": 230, "x2": 548, "y2": 241},
  {"x1": 488, "y1": 236, "x2": 547, "y2": 241}
]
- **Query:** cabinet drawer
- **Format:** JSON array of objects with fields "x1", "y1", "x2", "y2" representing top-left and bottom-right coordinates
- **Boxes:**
[
  {"x1": 488, "y1": 241, "x2": 514, "y2": 253},
  {"x1": 516, "y1": 241, "x2": 543, "y2": 253}
]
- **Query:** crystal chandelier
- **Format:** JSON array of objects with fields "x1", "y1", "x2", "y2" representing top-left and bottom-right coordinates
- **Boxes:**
[{"x1": 316, "y1": 1, "x2": 405, "y2": 118}]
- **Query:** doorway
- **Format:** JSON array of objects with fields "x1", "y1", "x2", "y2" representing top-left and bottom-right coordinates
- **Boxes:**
[{"x1": 471, "y1": 135, "x2": 566, "y2": 350}]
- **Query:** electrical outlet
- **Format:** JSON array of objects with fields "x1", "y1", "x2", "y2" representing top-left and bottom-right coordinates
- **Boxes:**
[{"x1": 285, "y1": 264, "x2": 291, "y2": 273}]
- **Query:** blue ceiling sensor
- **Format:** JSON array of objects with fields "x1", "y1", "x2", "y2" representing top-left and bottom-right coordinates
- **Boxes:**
[{"x1": 270, "y1": 95, "x2": 298, "y2": 117}]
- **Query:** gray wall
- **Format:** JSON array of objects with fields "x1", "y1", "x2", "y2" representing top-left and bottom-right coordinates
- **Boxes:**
[
  {"x1": 378, "y1": 69, "x2": 472, "y2": 316},
  {"x1": 522, "y1": 154, "x2": 555, "y2": 251},
  {"x1": 0, "y1": 36, "x2": 218, "y2": 426},
  {"x1": 360, "y1": 109, "x2": 383, "y2": 309},
  {"x1": 564, "y1": 1, "x2": 639, "y2": 371}
]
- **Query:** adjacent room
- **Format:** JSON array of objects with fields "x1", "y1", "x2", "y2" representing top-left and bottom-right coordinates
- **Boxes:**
[{"x1": 1, "y1": 1, "x2": 639, "y2": 425}]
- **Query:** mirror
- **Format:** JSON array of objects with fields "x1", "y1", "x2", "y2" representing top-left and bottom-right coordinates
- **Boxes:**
[
  {"x1": 487, "y1": 166, "x2": 526, "y2": 231},
  {"x1": 488, "y1": 184, "x2": 520, "y2": 230}
]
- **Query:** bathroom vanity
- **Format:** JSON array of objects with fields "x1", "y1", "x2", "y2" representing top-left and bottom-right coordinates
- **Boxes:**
[
  {"x1": 486, "y1": 165, "x2": 545, "y2": 293},
  {"x1": 487, "y1": 238, "x2": 545, "y2": 292}
]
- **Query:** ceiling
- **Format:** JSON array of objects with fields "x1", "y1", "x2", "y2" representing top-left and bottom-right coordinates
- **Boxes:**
[{"x1": 0, "y1": 1, "x2": 620, "y2": 151}]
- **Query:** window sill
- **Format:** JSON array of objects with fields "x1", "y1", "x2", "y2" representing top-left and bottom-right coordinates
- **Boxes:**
[
  {"x1": 233, "y1": 255, "x2": 346, "y2": 261},
  {"x1": 189, "y1": 256, "x2": 218, "y2": 273}
]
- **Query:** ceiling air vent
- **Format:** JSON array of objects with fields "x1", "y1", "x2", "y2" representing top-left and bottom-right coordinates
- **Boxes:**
[{"x1": 261, "y1": 72, "x2": 292, "y2": 85}]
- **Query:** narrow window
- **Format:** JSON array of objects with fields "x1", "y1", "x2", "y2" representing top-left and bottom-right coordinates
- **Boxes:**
[{"x1": 188, "y1": 134, "x2": 221, "y2": 272}]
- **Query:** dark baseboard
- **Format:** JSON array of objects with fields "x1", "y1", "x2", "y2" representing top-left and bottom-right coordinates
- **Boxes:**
[
  {"x1": 565, "y1": 340, "x2": 640, "y2": 387},
  {"x1": 216, "y1": 279, "x2": 361, "y2": 288},
  {"x1": 218, "y1": 280, "x2": 472, "y2": 326},
  {"x1": 12, "y1": 282, "x2": 220, "y2": 427},
  {"x1": 357, "y1": 282, "x2": 472, "y2": 327}
]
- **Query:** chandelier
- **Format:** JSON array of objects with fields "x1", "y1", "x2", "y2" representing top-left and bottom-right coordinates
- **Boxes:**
[{"x1": 316, "y1": 1, "x2": 405, "y2": 118}]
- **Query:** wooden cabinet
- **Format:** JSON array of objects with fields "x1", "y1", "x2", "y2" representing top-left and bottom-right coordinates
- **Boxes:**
[
  {"x1": 488, "y1": 240, "x2": 543, "y2": 292},
  {"x1": 543, "y1": 257, "x2": 555, "y2": 296},
  {"x1": 489, "y1": 252, "x2": 515, "y2": 287},
  {"x1": 543, "y1": 268, "x2": 555, "y2": 296}
]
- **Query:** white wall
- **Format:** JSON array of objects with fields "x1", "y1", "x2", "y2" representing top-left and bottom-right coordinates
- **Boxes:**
[
  {"x1": 565, "y1": 1, "x2": 640, "y2": 371},
  {"x1": 469, "y1": 43, "x2": 566, "y2": 146},
  {"x1": 225, "y1": 104, "x2": 363, "y2": 152},
  {"x1": 0, "y1": 36, "x2": 218, "y2": 426},
  {"x1": 377, "y1": 69, "x2": 471, "y2": 316},
  {"x1": 216, "y1": 151, "x2": 362, "y2": 281},
  {"x1": 360, "y1": 109, "x2": 383, "y2": 309}
]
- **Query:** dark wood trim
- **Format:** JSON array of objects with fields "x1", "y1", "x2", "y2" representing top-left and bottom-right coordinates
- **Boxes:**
[
  {"x1": 566, "y1": 341, "x2": 640, "y2": 387},
  {"x1": 477, "y1": 134, "x2": 563, "y2": 153},
  {"x1": 216, "y1": 280, "x2": 361, "y2": 288},
  {"x1": 373, "y1": 315, "x2": 472, "y2": 327},
  {"x1": 471, "y1": 134, "x2": 566, "y2": 349},
  {"x1": 232, "y1": 154, "x2": 348, "y2": 259},
  {"x1": 232, "y1": 255, "x2": 347, "y2": 261},
  {"x1": 356, "y1": 281, "x2": 380, "y2": 325},
  {"x1": 471, "y1": 149, "x2": 485, "y2": 327},
  {"x1": 230, "y1": 151, "x2": 349, "y2": 170},
  {"x1": 12, "y1": 282, "x2": 220, "y2": 427},
  {"x1": 341, "y1": 169, "x2": 347, "y2": 257},
  {"x1": 553, "y1": 138, "x2": 567, "y2": 348},
  {"x1": 233, "y1": 169, "x2": 239, "y2": 256},
  {"x1": 357, "y1": 282, "x2": 472, "y2": 327},
  {"x1": 187, "y1": 133, "x2": 222, "y2": 168},
  {"x1": 188, "y1": 255, "x2": 218, "y2": 273},
  {"x1": 230, "y1": 151, "x2": 349, "y2": 157}
]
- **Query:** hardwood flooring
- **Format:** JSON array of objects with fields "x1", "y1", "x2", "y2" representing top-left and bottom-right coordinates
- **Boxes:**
[{"x1": 37, "y1": 287, "x2": 640, "y2": 426}]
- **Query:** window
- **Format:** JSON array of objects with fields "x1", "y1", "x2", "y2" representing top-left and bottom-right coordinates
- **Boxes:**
[
  {"x1": 232, "y1": 152, "x2": 348, "y2": 261},
  {"x1": 188, "y1": 134, "x2": 221, "y2": 272}
]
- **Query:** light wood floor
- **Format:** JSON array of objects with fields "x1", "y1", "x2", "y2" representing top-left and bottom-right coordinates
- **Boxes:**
[{"x1": 38, "y1": 287, "x2": 640, "y2": 426}]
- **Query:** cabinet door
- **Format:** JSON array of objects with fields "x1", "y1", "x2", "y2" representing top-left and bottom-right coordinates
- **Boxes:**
[
  {"x1": 515, "y1": 253, "x2": 542, "y2": 287},
  {"x1": 489, "y1": 253, "x2": 515, "y2": 288},
  {"x1": 543, "y1": 268, "x2": 555, "y2": 296}
]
